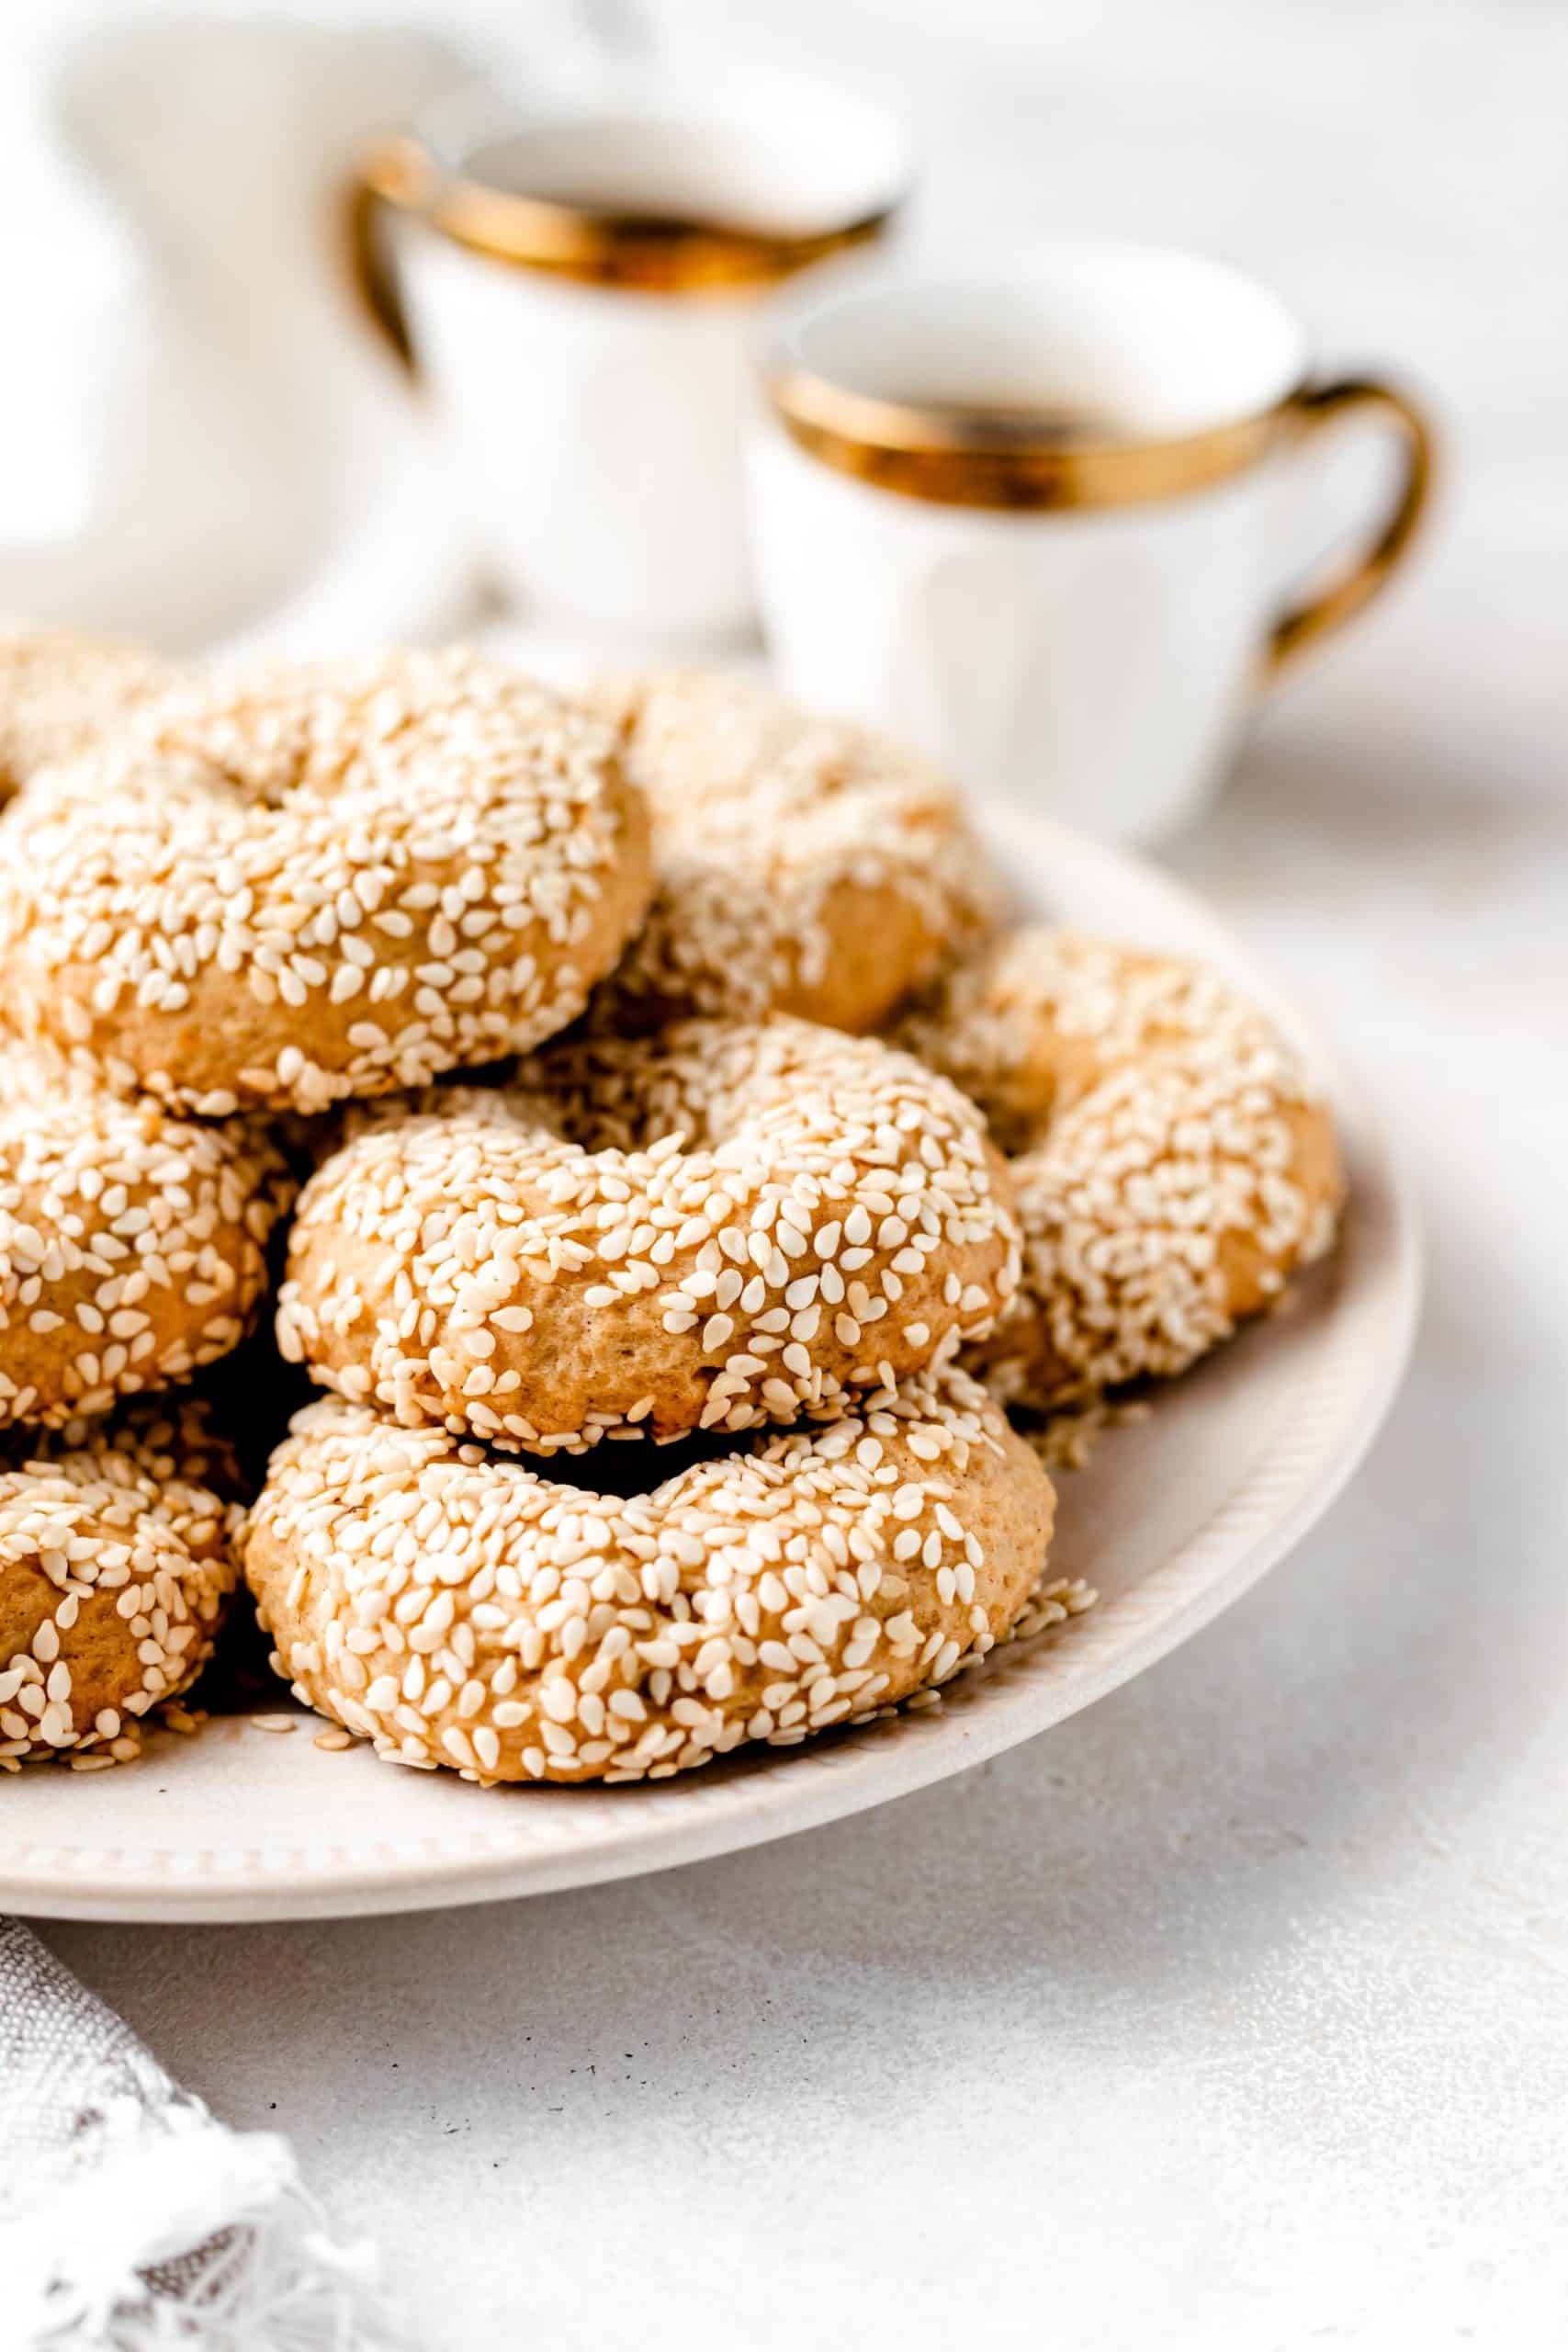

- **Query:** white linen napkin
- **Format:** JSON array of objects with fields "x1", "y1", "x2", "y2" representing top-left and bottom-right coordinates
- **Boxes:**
[{"x1": 0, "y1": 1916, "x2": 412, "y2": 2348}]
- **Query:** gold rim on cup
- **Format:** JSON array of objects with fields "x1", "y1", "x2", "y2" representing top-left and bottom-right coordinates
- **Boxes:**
[
  {"x1": 348, "y1": 128, "x2": 899, "y2": 314},
  {"x1": 765, "y1": 359, "x2": 1437, "y2": 675}
]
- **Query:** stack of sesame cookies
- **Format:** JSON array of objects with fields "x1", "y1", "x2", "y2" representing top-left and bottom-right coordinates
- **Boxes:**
[
  {"x1": 0, "y1": 646, "x2": 654, "y2": 1767},
  {"x1": 0, "y1": 645, "x2": 1068, "y2": 1785},
  {"x1": 239, "y1": 669, "x2": 1055, "y2": 1786},
  {"x1": 250, "y1": 1013, "x2": 1055, "y2": 1784},
  {"x1": 0, "y1": 644, "x2": 1341, "y2": 1792}
]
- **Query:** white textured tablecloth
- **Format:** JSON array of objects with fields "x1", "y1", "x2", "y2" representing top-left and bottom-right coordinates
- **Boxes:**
[{"x1": 18, "y1": 0, "x2": 1568, "y2": 2345}]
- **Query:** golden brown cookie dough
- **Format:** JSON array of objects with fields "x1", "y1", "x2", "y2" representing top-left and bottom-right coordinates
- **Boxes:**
[
  {"x1": 897, "y1": 929, "x2": 1345, "y2": 1407},
  {"x1": 276, "y1": 1017, "x2": 1021, "y2": 1453},
  {"x1": 243, "y1": 1363, "x2": 1055, "y2": 1784},
  {"x1": 0, "y1": 649, "x2": 653, "y2": 1115},
  {"x1": 584, "y1": 669, "x2": 1000, "y2": 1034},
  {"x1": 0, "y1": 1050, "x2": 292, "y2": 1430},
  {"x1": 0, "y1": 1412, "x2": 240, "y2": 1769},
  {"x1": 0, "y1": 626, "x2": 175, "y2": 804}
]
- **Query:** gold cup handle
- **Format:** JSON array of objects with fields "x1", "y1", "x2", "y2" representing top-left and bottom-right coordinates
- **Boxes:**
[
  {"x1": 1265, "y1": 376, "x2": 1435, "y2": 680},
  {"x1": 342, "y1": 150, "x2": 421, "y2": 374}
]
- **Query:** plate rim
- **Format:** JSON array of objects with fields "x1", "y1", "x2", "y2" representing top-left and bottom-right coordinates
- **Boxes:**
[{"x1": 0, "y1": 808, "x2": 1422, "y2": 1922}]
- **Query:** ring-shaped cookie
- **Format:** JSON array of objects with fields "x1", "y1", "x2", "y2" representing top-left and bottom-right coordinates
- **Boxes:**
[
  {"x1": 585, "y1": 670, "x2": 999, "y2": 1034},
  {"x1": 276, "y1": 1017, "x2": 1021, "y2": 1453},
  {"x1": 0, "y1": 1052, "x2": 292, "y2": 1430},
  {"x1": 897, "y1": 929, "x2": 1344, "y2": 1406},
  {"x1": 0, "y1": 649, "x2": 652, "y2": 1114},
  {"x1": 0, "y1": 1401, "x2": 242, "y2": 1769},
  {"x1": 243, "y1": 1363, "x2": 1055, "y2": 1784}
]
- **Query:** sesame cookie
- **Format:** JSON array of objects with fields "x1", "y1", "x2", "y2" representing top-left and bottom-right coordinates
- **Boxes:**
[
  {"x1": 0, "y1": 625, "x2": 175, "y2": 804},
  {"x1": 0, "y1": 1050, "x2": 292, "y2": 1430},
  {"x1": 243, "y1": 1363, "x2": 1055, "y2": 1784},
  {"x1": 972, "y1": 1045, "x2": 1344, "y2": 1405},
  {"x1": 0, "y1": 649, "x2": 653, "y2": 1114},
  {"x1": 584, "y1": 669, "x2": 1000, "y2": 1033},
  {"x1": 899, "y1": 930, "x2": 1344, "y2": 1406},
  {"x1": 0, "y1": 1410, "x2": 241, "y2": 1769},
  {"x1": 276, "y1": 1017, "x2": 1021, "y2": 1454},
  {"x1": 894, "y1": 927, "x2": 1280, "y2": 1155}
]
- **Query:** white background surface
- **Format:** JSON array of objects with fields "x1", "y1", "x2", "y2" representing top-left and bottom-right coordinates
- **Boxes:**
[{"x1": 17, "y1": 0, "x2": 1568, "y2": 2344}]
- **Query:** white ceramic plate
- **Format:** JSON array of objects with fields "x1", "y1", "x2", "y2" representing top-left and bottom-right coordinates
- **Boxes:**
[{"x1": 0, "y1": 805, "x2": 1419, "y2": 1922}]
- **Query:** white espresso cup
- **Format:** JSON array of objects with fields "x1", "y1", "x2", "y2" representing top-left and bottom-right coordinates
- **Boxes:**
[
  {"x1": 747, "y1": 243, "x2": 1435, "y2": 841},
  {"x1": 348, "y1": 75, "x2": 910, "y2": 643}
]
